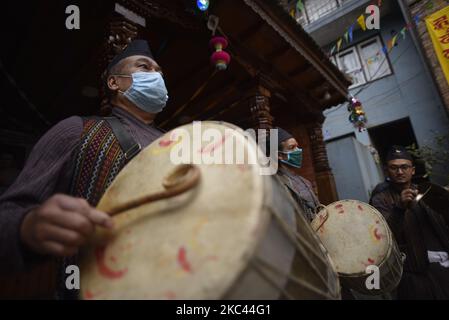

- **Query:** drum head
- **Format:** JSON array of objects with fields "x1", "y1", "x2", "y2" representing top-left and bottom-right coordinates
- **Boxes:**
[
  {"x1": 80, "y1": 122, "x2": 270, "y2": 299},
  {"x1": 311, "y1": 200, "x2": 391, "y2": 276}
]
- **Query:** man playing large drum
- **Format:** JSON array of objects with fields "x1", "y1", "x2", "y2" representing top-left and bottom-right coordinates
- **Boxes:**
[{"x1": 0, "y1": 40, "x2": 165, "y2": 299}]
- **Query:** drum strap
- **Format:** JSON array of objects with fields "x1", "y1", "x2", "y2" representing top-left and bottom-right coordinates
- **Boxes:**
[
  {"x1": 104, "y1": 117, "x2": 141, "y2": 161},
  {"x1": 69, "y1": 116, "x2": 140, "y2": 207}
]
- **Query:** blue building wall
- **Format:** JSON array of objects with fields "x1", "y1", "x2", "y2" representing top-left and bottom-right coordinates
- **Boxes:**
[{"x1": 321, "y1": 10, "x2": 449, "y2": 199}]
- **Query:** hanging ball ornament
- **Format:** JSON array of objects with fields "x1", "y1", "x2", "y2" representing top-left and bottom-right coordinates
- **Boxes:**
[
  {"x1": 349, "y1": 114, "x2": 357, "y2": 123},
  {"x1": 355, "y1": 107, "x2": 364, "y2": 115},
  {"x1": 349, "y1": 97, "x2": 367, "y2": 131},
  {"x1": 210, "y1": 36, "x2": 231, "y2": 70}
]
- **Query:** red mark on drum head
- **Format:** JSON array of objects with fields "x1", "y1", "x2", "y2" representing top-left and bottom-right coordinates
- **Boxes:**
[
  {"x1": 367, "y1": 258, "x2": 375, "y2": 264},
  {"x1": 358, "y1": 205, "x2": 364, "y2": 211},
  {"x1": 237, "y1": 164, "x2": 247, "y2": 172},
  {"x1": 199, "y1": 134, "x2": 229, "y2": 154},
  {"x1": 159, "y1": 139, "x2": 174, "y2": 147},
  {"x1": 335, "y1": 204, "x2": 345, "y2": 214},
  {"x1": 95, "y1": 246, "x2": 128, "y2": 279},
  {"x1": 165, "y1": 291, "x2": 177, "y2": 299},
  {"x1": 84, "y1": 289, "x2": 104, "y2": 300},
  {"x1": 374, "y1": 228, "x2": 384, "y2": 240},
  {"x1": 84, "y1": 290, "x2": 95, "y2": 300},
  {"x1": 177, "y1": 247, "x2": 193, "y2": 273}
]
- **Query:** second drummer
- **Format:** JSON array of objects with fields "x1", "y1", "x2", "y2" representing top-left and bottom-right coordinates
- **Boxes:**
[{"x1": 276, "y1": 127, "x2": 320, "y2": 221}]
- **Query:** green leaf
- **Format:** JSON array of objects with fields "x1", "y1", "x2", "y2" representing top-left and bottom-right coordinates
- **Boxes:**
[{"x1": 296, "y1": 0, "x2": 304, "y2": 12}]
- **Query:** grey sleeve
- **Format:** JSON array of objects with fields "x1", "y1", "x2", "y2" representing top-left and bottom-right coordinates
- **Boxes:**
[{"x1": 0, "y1": 116, "x2": 83, "y2": 273}]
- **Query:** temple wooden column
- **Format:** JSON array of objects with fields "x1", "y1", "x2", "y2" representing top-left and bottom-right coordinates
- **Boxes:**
[
  {"x1": 249, "y1": 85, "x2": 273, "y2": 131},
  {"x1": 248, "y1": 82, "x2": 274, "y2": 159},
  {"x1": 308, "y1": 121, "x2": 338, "y2": 205},
  {"x1": 99, "y1": 16, "x2": 139, "y2": 115}
]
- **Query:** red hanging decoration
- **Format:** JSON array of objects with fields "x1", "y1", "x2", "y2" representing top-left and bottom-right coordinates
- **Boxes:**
[{"x1": 210, "y1": 36, "x2": 231, "y2": 70}]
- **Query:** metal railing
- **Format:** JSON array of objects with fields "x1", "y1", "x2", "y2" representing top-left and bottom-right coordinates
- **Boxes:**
[{"x1": 280, "y1": 0, "x2": 354, "y2": 27}]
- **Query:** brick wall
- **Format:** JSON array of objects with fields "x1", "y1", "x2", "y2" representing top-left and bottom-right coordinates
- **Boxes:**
[{"x1": 408, "y1": 0, "x2": 449, "y2": 116}]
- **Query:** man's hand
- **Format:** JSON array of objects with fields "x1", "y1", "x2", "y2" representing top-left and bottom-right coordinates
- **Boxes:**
[
  {"x1": 20, "y1": 194, "x2": 113, "y2": 257},
  {"x1": 400, "y1": 188, "x2": 418, "y2": 209}
]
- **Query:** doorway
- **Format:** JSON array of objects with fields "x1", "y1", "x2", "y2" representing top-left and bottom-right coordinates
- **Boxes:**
[{"x1": 368, "y1": 117, "x2": 427, "y2": 183}]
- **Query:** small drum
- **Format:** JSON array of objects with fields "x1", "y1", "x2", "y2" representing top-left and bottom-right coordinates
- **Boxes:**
[
  {"x1": 311, "y1": 200, "x2": 403, "y2": 295},
  {"x1": 79, "y1": 121, "x2": 340, "y2": 300}
]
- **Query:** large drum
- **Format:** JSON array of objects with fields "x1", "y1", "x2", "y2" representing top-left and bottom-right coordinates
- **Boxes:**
[
  {"x1": 79, "y1": 121, "x2": 340, "y2": 300},
  {"x1": 311, "y1": 200, "x2": 403, "y2": 295}
]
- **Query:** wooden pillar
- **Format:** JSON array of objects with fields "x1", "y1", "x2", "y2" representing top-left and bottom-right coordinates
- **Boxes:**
[
  {"x1": 248, "y1": 82, "x2": 274, "y2": 159},
  {"x1": 99, "y1": 15, "x2": 139, "y2": 115},
  {"x1": 308, "y1": 121, "x2": 338, "y2": 205},
  {"x1": 249, "y1": 85, "x2": 274, "y2": 131}
]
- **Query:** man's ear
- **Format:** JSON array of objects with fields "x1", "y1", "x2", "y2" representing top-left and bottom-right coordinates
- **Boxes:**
[
  {"x1": 107, "y1": 75, "x2": 120, "y2": 91},
  {"x1": 278, "y1": 151, "x2": 286, "y2": 161},
  {"x1": 412, "y1": 166, "x2": 416, "y2": 176}
]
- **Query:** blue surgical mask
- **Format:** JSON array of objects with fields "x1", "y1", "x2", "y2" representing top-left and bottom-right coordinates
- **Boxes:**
[
  {"x1": 279, "y1": 147, "x2": 303, "y2": 168},
  {"x1": 116, "y1": 72, "x2": 169, "y2": 113}
]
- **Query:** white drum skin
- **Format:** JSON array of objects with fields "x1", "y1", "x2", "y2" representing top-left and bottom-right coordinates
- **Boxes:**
[
  {"x1": 311, "y1": 200, "x2": 403, "y2": 295},
  {"x1": 80, "y1": 122, "x2": 340, "y2": 300}
]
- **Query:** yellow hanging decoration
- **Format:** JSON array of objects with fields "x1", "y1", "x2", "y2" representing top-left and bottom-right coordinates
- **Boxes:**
[
  {"x1": 357, "y1": 14, "x2": 366, "y2": 31},
  {"x1": 337, "y1": 38, "x2": 343, "y2": 52}
]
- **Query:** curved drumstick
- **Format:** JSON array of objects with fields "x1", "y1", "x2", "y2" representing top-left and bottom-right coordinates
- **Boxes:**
[{"x1": 106, "y1": 164, "x2": 201, "y2": 217}]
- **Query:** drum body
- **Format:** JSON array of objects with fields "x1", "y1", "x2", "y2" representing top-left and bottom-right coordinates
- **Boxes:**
[
  {"x1": 80, "y1": 121, "x2": 339, "y2": 300},
  {"x1": 311, "y1": 200, "x2": 403, "y2": 295}
]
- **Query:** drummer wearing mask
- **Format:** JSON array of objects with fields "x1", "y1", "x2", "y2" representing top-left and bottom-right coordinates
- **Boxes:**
[
  {"x1": 0, "y1": 40, "x2": 166, "y2": 299},
  {"x1": 276, "y1": 128, "x2": 320, "y2": 221},
  {"x1": 370, "y1": 145, "x2": 449, "y2": 299}
]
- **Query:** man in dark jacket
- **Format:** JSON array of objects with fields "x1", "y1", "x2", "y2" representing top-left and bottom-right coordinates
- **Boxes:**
[{"x1": 370, "y1": 145, "x2": 449, "y2": 299}]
